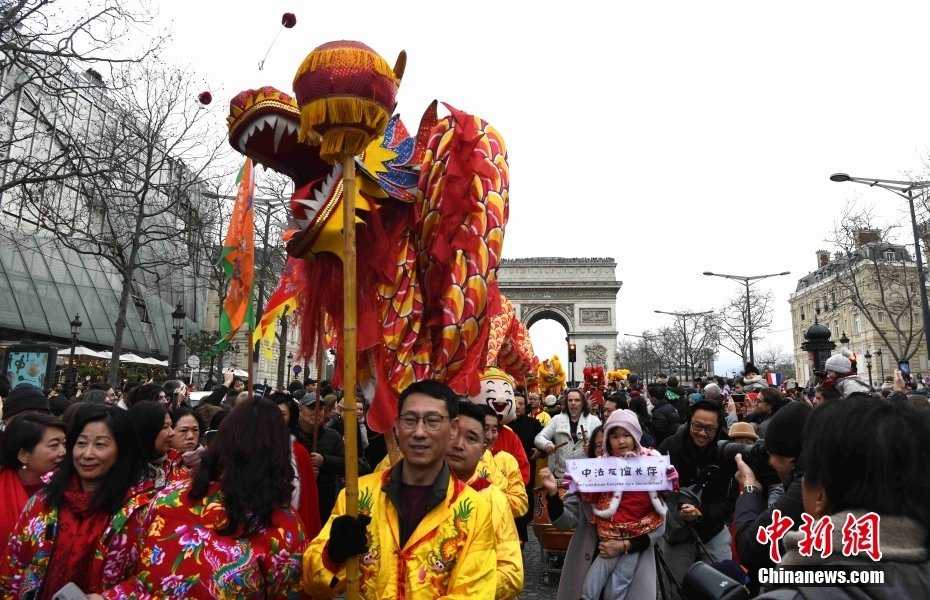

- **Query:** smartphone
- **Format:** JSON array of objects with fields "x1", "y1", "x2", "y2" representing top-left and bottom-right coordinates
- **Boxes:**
[
  {"x1": 53, "y1": 582, "x2": 88, "y2": 600},
  {"x1": 899, "y1": 360, "x2": 911, "y2": 383},
  {"x1": 731, "y1": 393, "x2": 746, "y2": 405}
]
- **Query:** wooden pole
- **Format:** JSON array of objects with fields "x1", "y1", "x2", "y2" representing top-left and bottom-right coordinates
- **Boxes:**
[
  {"x1": 341, "y1": 153, "x2": 361, "y2": 600},
  {"x1": 246, "y1": 331, "x2": 254, "y2": 398},
  {"x1": 312, "y1": 317, "x2": 325, "y2": 454}
]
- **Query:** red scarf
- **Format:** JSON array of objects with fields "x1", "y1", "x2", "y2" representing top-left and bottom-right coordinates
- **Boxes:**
[
  {"x1": 0, "y1": 468, "x2": 28, "y2": 553},
  {"x1": 40, "y1": 476, "x2": 111, "y2": 600}
]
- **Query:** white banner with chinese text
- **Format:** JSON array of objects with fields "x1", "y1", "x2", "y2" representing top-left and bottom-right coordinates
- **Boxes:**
[{"x1": 565, "y1": 455, "x2": 673, "y2": 492}]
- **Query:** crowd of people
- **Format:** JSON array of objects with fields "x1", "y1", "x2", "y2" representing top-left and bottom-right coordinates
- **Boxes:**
[{"x1": 0, "y1": 355, "x2": 927, "y2": 598}]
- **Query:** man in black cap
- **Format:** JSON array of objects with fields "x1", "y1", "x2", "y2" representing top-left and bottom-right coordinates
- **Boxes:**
[
  {"x1": 733, "y1": 401, "x2": 812, "y2": 592},
  {"x1": 2, "y1": 383, "x2": 51, "y2": 425},
  {"x1": 296, "y1": 391, "x2": 345, "y2": 523}
]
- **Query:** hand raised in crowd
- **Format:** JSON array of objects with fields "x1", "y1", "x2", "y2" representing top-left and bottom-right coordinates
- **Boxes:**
[
  {"x1": 893, "y1": 369, "x2": 908, "y2": 394},
  {"x1": 725, "y1": 398, "x2": 737, "y2": 416},
  {"x1": 734, "y1": 453, "x2": 762, "y2": 490},
  {"x1": 538, "y1": 467, "x2": 558, "y2": 494},
  {"x1": 223, "y1": 370, "x2": 235, "y2": 387}
]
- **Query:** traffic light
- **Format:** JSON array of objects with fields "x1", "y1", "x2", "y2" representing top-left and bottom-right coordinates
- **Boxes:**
[{"x1": 568, "y1": 343, "x2": 577, "y2": 362}]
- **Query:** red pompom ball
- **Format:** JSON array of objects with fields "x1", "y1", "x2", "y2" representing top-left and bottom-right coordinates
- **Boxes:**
[
  {"x1": 198, "y1": 91, "x2": 212, "y2": 105},
  {"x1": 282, "y1": 13, "x2": 296, "y2": 28}
]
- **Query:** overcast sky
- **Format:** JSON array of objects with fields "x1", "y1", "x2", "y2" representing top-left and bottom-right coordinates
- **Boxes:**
[{"x1": 154, "y1": 1, "x2": 930, "y2": 376}]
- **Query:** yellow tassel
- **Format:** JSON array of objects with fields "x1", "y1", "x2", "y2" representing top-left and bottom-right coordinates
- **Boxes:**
[
  {"x1": 319, "y1": 129, "x2": 373, "y2": 163},
  {"x1": 297, "y1": 97, "x2": 390, "y2": 160}
]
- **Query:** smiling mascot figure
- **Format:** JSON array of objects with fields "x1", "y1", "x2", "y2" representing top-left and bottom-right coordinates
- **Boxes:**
[{"x1": 469, "y1": 367, "x2": 531, "y2": 485}]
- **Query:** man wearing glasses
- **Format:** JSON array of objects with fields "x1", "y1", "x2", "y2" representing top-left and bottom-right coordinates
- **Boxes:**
[
  {"x1": 657, "y1": 399, "x2": 738, "y2": 600},
  {"x1": 303, "y1": 380, "x2": 496, "y2": 599}
]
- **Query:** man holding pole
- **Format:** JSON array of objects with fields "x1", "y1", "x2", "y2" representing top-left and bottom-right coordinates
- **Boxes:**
[{"x1": 302, "y1": 380, "x2": 496, "y2": 599}]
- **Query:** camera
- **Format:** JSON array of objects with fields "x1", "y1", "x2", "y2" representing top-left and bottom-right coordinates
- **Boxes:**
[{"x1": 718, "y1": 439, "x2": 780, "y2": 488}]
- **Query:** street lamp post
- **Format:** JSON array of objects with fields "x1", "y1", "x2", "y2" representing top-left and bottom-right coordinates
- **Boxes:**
[
  {"x1": 865, "y1": 349, "x2": 873, "y2": 389},
  {"x1": 703, "y1": 270, "x2": 791, "y2": 365},
  {"x1": 654, "y1": 310, "x2": 714, "y2": 380},
  {"x1": 69, "y1": 313, "x2": 82, "y2": 384},
  {"x1": 830, "y1": 173, "x2": 930, "y2": 365},
  {"x1": 287, "y1": 352, "x2": 294, "y2": 382},
  {"x1": 170, "y1": 301, "x2": 186, "y2": 378},
  {"x1": 875, "y1": 349, "x2": 884, "y2": 382}
]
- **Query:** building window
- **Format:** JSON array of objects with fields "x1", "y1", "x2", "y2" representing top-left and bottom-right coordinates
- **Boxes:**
[
  {"x1": 854, "y1": 313, "x2": 862, "y2": 334},
  {"x1": 878, "y1": 312, "x2": 884, "y2": 324},
  {"x1": 884, "y1": 250, "x2": 896, "y2": 261}
]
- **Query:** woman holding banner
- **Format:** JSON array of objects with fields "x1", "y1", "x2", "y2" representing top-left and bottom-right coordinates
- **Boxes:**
[{"x1": 539, "y1": 409, "x2": 674, "y2": 600}]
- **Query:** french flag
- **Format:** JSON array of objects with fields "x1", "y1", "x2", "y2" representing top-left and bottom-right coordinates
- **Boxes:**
[{"x1": 766, "y1": 372, "x2": 782, "y2": 386}]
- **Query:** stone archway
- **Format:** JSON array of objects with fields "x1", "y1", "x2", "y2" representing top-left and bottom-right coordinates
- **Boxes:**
[{"x1": 497, "y1": 257, "x2": 622, "y2": 372}]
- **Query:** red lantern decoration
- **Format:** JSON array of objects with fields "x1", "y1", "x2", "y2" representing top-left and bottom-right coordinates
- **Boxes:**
[
  {"x1": 281, "y1": 13, "x2": 296, "y2": 28},
  {"x1": 198, "y1": 91, "x2": 212, "y2": 105}
]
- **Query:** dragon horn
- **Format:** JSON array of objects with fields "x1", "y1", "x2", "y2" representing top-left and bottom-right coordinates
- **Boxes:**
[
  {"x1": 393, "y1": 50, "x2": 407, "y2": 82},
  {"x1": 411, "y1": 99, "x2": 439, "y2": 165}
]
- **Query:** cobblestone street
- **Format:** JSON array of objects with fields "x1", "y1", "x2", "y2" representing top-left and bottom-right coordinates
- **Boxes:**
[{"x1": 519, "y1": 528, "x2": 561, "y2": 598}]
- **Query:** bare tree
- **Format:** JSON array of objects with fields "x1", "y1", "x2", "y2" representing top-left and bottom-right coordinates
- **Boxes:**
[
  {"x1": 651, "y1": 313, "x2": 718, "y2": 380},
  {"x1": 3, "y1": 56, "x2": 231, "y2": 383},
  {"x1": 756, "y1": 343, "x2": 796, "y2": 380},
  {"x1": 822, "y1": 205, "x2": 924, "y2": 363},
  {"x1": 0, "y1": 0, "x2": 163, "y2": 201},
  {"x1": 716, "y1": 288, "x2": 775, "y2": 365},
  {"x1": 615, "y1": 332, "x2": 663, "y2": 382}
]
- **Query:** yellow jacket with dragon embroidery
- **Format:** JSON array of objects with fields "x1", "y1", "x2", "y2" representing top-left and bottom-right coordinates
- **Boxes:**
[{"x1": 303, "y1": 462, "x2": 497, "y2": 599}]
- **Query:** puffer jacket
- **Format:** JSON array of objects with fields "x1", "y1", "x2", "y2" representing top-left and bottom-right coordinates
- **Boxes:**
[{"x1": 835, "y1": 375, "x2": 872, "y2": 397}]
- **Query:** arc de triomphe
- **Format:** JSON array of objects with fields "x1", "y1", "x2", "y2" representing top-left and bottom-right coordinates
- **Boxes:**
[{"x1": 497, "y1": 257, "x2": 622, "y2": 372}]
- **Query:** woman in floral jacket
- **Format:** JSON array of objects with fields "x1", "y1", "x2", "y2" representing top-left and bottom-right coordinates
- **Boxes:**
[
  {"x1": 93, "y1": 396, "x2": 310, "y2": 599},
  {"x1": 127, "y1": 401, "x2": 190, "y2": 489},
  {"x1": 0, "y1": 404, "x2": 152, "y2": 599}
]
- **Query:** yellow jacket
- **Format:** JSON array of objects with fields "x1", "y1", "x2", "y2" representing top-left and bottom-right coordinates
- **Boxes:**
[
  {"x1": 490, "y1": 450, "x2": 528, "y2": 519},
  {"x1": 303, "y1": 463, "x2": 497, "y2": 599},
  {"x1": 476, "y1": 483, "x2": 523, "y2": 599}
]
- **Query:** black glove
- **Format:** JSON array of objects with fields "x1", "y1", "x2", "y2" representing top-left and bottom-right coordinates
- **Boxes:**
[{"x1": 327, "y1": 514, "x2": 371, "y2": 563}]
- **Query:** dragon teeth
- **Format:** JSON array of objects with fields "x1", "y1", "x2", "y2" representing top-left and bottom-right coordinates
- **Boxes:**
[{"x1": 273, "y1": 117, "x2": 289, "y2": 152}]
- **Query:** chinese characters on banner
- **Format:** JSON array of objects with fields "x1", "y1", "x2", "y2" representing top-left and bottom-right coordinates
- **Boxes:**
[
  {"x1": 565, "y1": 455, "x2": 673, "y2": 492},
  {"x1": 757, "y1": 510, "x2": 882, "y2": 563}
]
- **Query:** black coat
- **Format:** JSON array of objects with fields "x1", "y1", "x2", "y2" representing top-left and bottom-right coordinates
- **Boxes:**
[
  {"x1": 509, "y1": 414, "x2": 543, "y2": 487},
  {"x1": 659, "y1": 425, "x2": 738, "y2": 542},
  {"x1": 650, "y1": 399, "x2": 681, "y2": 446},
  {"x1": 296, "y1": 424, "x2": 345, "y2": 523},
  {"x1": 734, "y1": 477, "x2": 804, "y2": 592}
]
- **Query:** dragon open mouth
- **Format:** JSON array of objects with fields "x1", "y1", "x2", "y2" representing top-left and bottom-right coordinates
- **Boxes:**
[{"x1": 227, "y1": 87, "x2": 342, "y2": 257}]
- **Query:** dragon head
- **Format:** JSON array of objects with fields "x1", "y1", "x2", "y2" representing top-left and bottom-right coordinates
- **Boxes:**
[{"x1": 227, "y1": 86, "x2": 437, "y2": 261}]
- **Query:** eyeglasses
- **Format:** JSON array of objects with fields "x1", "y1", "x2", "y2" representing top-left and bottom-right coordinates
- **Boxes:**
[
  {"x1": 690, "y1": 421, "x2": 718, "y2": 435},
  {"x1": 396, "y1": 413, "x2": 450, "y2": 431}
]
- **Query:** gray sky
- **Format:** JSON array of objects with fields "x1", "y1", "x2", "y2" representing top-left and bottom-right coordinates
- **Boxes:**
[{"x1": 155, "y1": 0, "x2": 930, "y2": 375}]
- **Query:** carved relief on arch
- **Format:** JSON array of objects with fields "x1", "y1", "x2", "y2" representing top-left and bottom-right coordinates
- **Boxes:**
[
  {"x1": 521, "y1": 303, "x2": 575, "y2": 331},
  {"x1": 584, "y1": 342, "x2": 608, "y2": 367}
]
